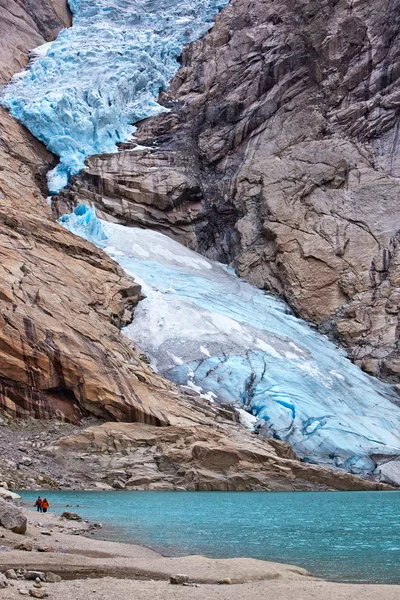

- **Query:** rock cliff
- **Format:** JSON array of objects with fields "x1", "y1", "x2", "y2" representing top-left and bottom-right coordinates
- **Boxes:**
[
  {"x1": 60, "y1": 0, "x2": 400, "y2": 383},
  {"x1": 0, "y1": 0, "x2": 203, "y2": 425}
]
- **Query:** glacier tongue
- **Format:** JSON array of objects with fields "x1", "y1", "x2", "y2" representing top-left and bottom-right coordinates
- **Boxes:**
[
  {"x1": 0, "y1": 0, "x2": 228, "y2": 193},
  {"x1": 59, "y1": 205, "x2": 400, "y2": 477}
]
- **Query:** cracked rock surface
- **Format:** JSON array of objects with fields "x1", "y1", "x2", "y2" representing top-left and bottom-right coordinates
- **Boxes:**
[{"x1": 60, "y1": 0, "x2": 400, "y2": 382}]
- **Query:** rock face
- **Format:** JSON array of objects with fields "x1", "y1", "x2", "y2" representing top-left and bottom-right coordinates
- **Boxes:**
[
  {"x1": 60, "y1": 0, "x2": 400, "y2": 383},
  {"x1": 48, "y1": 419, "x2": 390, "y2": 492},
  {"x1": 0, "y1": 498, "x2": 27, "y2": 534},
  {"x1": 0, "y1": 0, "x2": 205, "y2": 424}
]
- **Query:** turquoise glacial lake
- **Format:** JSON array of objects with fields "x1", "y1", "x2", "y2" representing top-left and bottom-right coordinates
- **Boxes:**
[{"x1": 19, "y1": 490, "x2": 400, "y2": 584}]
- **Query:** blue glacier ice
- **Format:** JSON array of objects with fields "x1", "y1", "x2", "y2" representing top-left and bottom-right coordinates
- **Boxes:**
[
  {"x1": 0, "y1": 0, "x2": 228, "y2": 192},
  {"x1": 59, "y1": 204, "x2": 400, "y2": 477}
]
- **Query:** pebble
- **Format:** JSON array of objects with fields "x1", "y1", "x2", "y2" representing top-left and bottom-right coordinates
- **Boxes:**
[
  {"x1": 18, "y1": 588, "x2": 29, "y2": 596},
  {"x1": 218, "y1": 578, "x2": 232, "y2": 585}
]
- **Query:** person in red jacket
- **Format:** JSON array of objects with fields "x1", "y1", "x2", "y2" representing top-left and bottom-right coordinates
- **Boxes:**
[{"x1": 42, "y1": 498, "x2": 49, "y2": 514}]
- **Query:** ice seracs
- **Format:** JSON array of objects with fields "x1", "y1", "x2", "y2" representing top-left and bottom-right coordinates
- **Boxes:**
[
  {"x1": 0, "y1": 0, "x2": 229, "y2": 192},
  {"x1": 59, "y1": 205, "x2": 400, "y2": 479}
]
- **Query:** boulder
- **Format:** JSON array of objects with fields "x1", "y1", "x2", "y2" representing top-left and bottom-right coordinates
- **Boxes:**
[
  {"x1": 0, "y1": 574, "x2": 8, "y2": 588},
  {"x1": 61, "y1": 511, "x2": 82, "y2": 521},
  {"x1": 375, "y1": 460, "x2": 400, "y2": 486},
  {"x1": 112, "y1": 480, "x2": 126, "y2": 490},
  {"x1": 5, "y1": 569, "x2": 17, "y2": 580},
  {"x1": 0, "y1": 488, "x2": 21, "y2": 501},
  {"x1": 0, "y1": 498, "x2": 27, "y2": 534}
]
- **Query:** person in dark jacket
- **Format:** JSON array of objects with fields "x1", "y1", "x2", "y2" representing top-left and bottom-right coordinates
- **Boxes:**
[{"x1": 34, "y1": 497, "x2": 43, "y2": 513}]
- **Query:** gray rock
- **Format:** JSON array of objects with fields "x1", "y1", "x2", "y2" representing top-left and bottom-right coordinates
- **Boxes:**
[
  {"x1": 61, "y1": 511, "x2": 82, "y2": 521},
  {"x1": 18, "y1": 589, "x2": 29, "y2": 596},
  {"x1": 375, "y1": 460, "x2": 400, "y2": 486},
  {"x1": 45, "y1": 573, "x2": 61, "y2": 584},
  {"x1": 29, "y1": 589, "x2": 48, "y2": 599},
  {"x1": 24, "y1": 572, "x2": 45, "y2": 582},
  {"x1": 0, "y1": 498, "x2": 27, "y2": 534},
  {"x1": 170, "y1": 574, "x2": 189, "y2": 585},
  {"x1": 0, "y1": 574, "x2": 8, "y2": 588},
  {"x1": 19, "y1": 457, "x2": 32, "y2": 467},
  {"x1": 112, "y1": 480, "x2": 126, "y2": 490},
  {"x1": 5, "y1": 569, "x2": 18, "y2": 580}
]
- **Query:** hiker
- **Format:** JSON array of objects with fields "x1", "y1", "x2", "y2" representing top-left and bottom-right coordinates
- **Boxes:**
[
  {"x1": 42, "y1": 498, "x2": 49, "y2": 514},
  {"x1": 34, "y1": 496, "x2": 43, "y2": 513}
]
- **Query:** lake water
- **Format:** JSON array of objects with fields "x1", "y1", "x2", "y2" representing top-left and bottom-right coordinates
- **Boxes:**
[{"x1": 19, "y1": 490, "x2": 400, "y2": 584}]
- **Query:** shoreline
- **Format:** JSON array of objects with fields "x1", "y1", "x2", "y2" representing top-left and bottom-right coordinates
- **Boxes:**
[{"x1": 0, "y1": 505, "x2": 397, "y2": 599}]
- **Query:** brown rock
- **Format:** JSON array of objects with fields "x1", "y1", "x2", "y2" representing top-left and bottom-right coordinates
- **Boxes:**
[
  {"x1": 15, "y1": 539, "x2": 33, "y2": 551},
  {"x1": 52, "y1": 422, "x2": 391, "y2": 492},
  {"x1": 36, "y1": 546, "x2": 55, "y2": 553}
]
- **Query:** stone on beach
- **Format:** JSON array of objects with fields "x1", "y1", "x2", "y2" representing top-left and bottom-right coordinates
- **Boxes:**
[
  {"x1": 15, "y1": 539, "x2": 33, "y2": 551},
  {"x1": 25, "y1": 572, "x2": 46, "y2": 582},
  {"x1": 5, "y1": 569, "x2": 18, "y2": 579},
  {"x1": 45, "y1": 573, "x2": 62, "y2": 584},
  {"x1": 170, "y1": 574, "x2": 190, "y2": 585},
  {"x1": 0, "y1": 499, "x2": 27, "y2": 535},
  {"x1": 61, "y1": 512, "x2": 82, "y2": 521}
]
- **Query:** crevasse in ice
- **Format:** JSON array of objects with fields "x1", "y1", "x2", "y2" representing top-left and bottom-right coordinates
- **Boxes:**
[
  {"x1": 0, "y1": 0, "x2": 228, "y2": 192},
  {"x1": 59, "y1": 205, "x2": 400, "y2": 476}
]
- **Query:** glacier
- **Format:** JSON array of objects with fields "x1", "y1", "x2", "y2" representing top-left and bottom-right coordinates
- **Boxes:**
[
  {"x1": 0, "y1": 0, "x2": 228, "y2": 192},
  {"x1": 59, "y1": 204, "x2": 400, "y2": 477}
]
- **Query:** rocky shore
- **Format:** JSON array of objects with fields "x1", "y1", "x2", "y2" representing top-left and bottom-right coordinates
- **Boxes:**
[{"x1": 0, "y1": 504, "x2": 397, "y2": 599}]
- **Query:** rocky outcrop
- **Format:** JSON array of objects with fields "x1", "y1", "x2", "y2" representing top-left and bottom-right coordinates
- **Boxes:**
[
  {"x1": 60, "y1": 0, "x2": 400, "y2": 383},
  {"x1": 48, "y1": 419, "x2": 390, "y2": 492}
]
